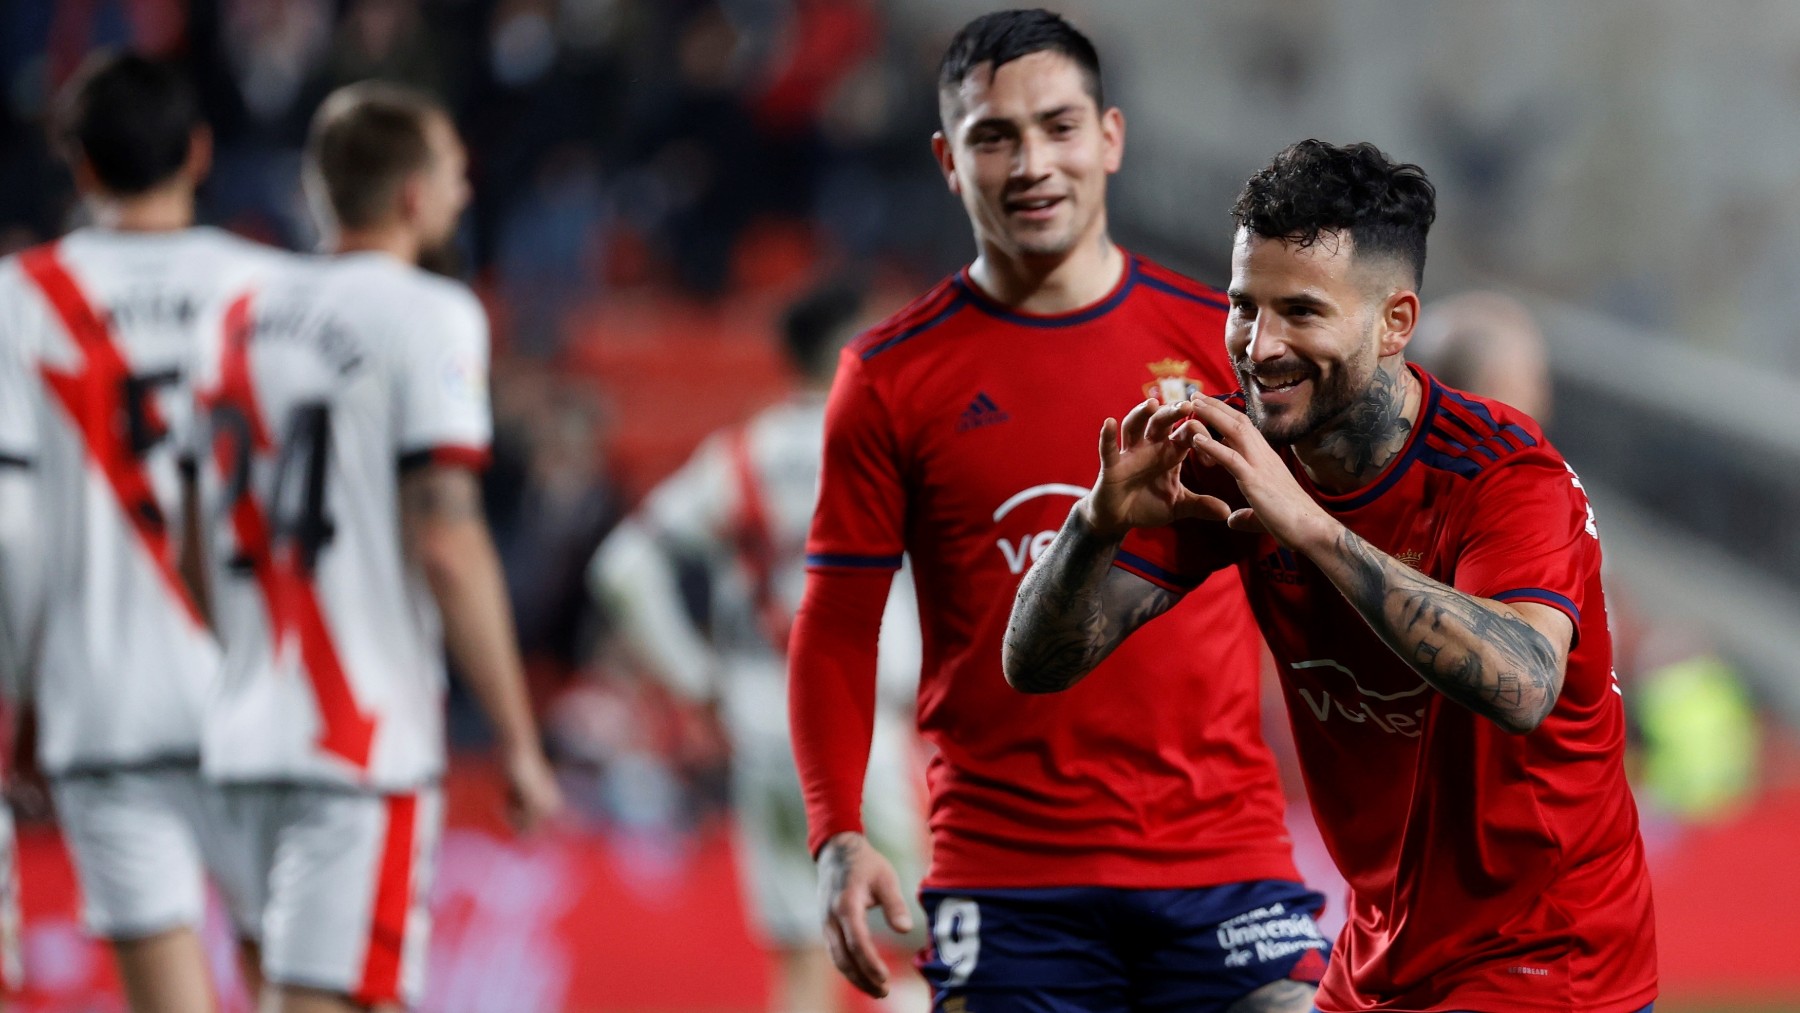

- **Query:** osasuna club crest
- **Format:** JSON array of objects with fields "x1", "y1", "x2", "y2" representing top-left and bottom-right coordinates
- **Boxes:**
[{"x1": 1143, "y1": 358, "x2": 1204, "y2": 402}]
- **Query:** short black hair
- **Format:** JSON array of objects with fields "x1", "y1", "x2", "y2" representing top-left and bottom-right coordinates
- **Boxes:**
[
  {"x1": 1230, "y1": 139, "x2": 1437, "y2": 289},
  {"x1": 53, "y1": 52, "x2": 200, "y2": 195},
  {"x1": 782, "y1": 278, "x2": 866, "y2": 379},
  {"x1": 938, "y1": 9, "x2": 1103, "y2": 121}
]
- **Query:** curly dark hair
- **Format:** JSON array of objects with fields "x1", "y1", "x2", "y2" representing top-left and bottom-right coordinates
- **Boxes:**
[
  {"x1": 1231, "y1": 139, "x2": 1437, "y2": 289},
  {"x1": 938, "y1": 9, "x2": 1103, "y2": 120}
]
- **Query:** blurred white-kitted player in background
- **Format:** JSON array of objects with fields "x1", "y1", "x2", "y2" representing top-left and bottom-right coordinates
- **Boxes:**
[
  {"x1": 191, "y1": 82, "x2": 561, "y2": 1013},
  {"x1": 592, "y1": 280, "x2": 926, "y2": 1013},
  {"x1": 0, "y1": 52, "x2": 291, "y2": 1013}
]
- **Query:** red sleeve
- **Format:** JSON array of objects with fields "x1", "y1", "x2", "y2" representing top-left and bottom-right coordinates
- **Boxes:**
[
  {"x1": 804, "y1": 347, "x2": 905, "y2": 569},
  {"x1": 792, "y1": 347, "x2": 906, "y2": 855},
  {"x1": 1452, "y1": 454, "x2": 1599, "y2": 641},
  {"x1": 789, "y1": 567, "x2": 891, "y2": 856}
]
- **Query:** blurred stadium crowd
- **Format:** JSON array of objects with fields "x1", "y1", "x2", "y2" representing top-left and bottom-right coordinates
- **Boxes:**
[{"x1": 0, "y1": 0, "x2": 969, "y2": 851}]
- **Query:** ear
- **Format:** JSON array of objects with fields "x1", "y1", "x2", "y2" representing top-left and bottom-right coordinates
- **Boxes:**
[
  {"x1": 1101, "y1": 106, "x2": 1125, "y2": 174},
  {"x1": 184, "y1": 126, "x2": 214, "y2": 185},
  {"x1": 396, "y1": 171, "x2": 426, "y2": 225},
  {"x1": 71, "y1": 155, "x2": 101, "y2": 197},
  {"x1": 931, "y1": 130, "x2": 960, "y2": 196},
  {"x1": 1379, "y1": 288, "x2": 1420, "y2": 358}
]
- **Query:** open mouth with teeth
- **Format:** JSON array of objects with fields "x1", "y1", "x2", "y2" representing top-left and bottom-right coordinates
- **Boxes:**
[
  {"x1": 1253, "y1": 375, "x2": 1311, "y2": 393},
  {"x1": 1005, "y1": 195, "x2": 1064, "y2": 216}
]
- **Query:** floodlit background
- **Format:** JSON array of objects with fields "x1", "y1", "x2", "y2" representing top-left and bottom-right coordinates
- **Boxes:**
[{"x1": 2, "y1": 1, "x2": 1797, "y2": 1010}]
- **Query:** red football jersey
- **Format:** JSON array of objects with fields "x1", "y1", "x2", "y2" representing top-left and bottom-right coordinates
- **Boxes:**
[
  {"x1": 1120, "y1": 366, "x2": 1656, "y2": 1012},
  {"x1": 796, "y1": 253, "x2": 1300, "y2": 889}
]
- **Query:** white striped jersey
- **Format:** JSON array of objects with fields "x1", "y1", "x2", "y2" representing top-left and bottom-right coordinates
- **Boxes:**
[
  {"x1": 0, "y1": 227, "x2": 288, "y2": 774},
  {"x1": 194, "y1": 251, "x2": 491, "y2": 790}
]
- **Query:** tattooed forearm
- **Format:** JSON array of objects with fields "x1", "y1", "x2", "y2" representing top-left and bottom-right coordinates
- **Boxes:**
[
  {"x1": 1003, "y1": 507, "x2": 1176, "y2": 693},
  {"x1": 1331, "y1": 527, "x2": 1562, "y2": 733}
]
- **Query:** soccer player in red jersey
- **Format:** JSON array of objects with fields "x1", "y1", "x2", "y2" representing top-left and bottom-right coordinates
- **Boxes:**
[
  {"x1": 791, "y1": 10, "x2": 1326, "y2": 1011},
  {"x1": 1006, "y1": 140, "x2": 1657, "y2": 1013}
]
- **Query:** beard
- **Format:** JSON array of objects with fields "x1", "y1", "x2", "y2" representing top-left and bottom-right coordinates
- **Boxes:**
[{"x1": 1233, "y1": 328, "x2": 1379, "y2": 446}]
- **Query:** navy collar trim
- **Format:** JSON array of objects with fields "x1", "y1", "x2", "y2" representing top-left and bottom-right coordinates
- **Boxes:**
[
  {"x1": 1294, "y1": 365, "x2": 1439, "y2": 514},
  {"x1": 953, "y1": 256, "x2": 1139, "y2": 328}
]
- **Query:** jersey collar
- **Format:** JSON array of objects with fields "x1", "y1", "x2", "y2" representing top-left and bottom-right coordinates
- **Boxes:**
[{"x1": 954, "y1": 254, "x2": 1139, "y2": 328}]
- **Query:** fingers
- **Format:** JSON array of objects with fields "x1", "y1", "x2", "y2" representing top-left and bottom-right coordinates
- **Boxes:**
[
  {"x1": 1227, "y1": 507, "x2": 1267, "y2": 533},
  {"x1": 1143, "y1": 400, "x2": 1195, "y2": 446},
  {"x1": 823, "y1": 915, "x2": 886, "y2": 997},
  {"x1": 1173, "y1": 492, "x2": 1233, "y2": 523},
  {"x1": 1098, "y1": 416, "x2": 1120, "y2": 469},
  {"x1": 837, "y1": 893, "x2": 892, "y2": 996},
  {"x1": 818, "y1": 843, "x2": 895, "y2": 998},
  {"x1": 1119, "y1": 397, "x2": 1158, "y2": 449},
  {"x1": 1183, "y1": 421, "x2": 1250, "y2": 478},
  {"x1": 873, "y1": 866, "x2": 916, "y2": 934},
  {"x1": 1188, "y1": 396, "x2": 1258, "y2": 451}
]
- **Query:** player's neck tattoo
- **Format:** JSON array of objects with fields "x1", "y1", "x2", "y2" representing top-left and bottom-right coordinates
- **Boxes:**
[{"x1": 1309, "y1": 360, "x2": 1416, "y2": 488}]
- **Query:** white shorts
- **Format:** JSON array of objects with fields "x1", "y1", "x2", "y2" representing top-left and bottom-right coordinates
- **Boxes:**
[
  {"x1": 0, "y1": 802, "x2": 20, "y2": 993},
  {"x1": 216, "y1": 784, "x2": 442, "y2": 1008},
  {"x1": 51, "y1": 764, "x2": 234, "y2": 940}
]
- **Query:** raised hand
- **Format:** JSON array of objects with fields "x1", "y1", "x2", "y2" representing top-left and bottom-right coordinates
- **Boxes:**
[
  {"x1": 1081, "y1": 398, "x2": 1232, "y2": 537},
  {"x1": 1181, "y1": 396, "x2": 1332, "y2": 551}
]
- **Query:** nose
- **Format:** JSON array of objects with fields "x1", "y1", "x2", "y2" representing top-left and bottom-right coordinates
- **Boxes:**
[
  {"x1": 1012, "y1": 131, "x2": 1050, "y2": 183},
  {"x1": 1245, "y1": 314, "x2": 1289, "y2": 363}
]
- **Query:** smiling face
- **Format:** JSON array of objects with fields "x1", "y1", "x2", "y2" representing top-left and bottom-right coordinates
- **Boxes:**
[
  {"x1": 1226, "y1": 227, "x2": 1416, "y2": 444},
  {"x1": 933, "y1": 50, "x2": 1123, "y2": 262}
]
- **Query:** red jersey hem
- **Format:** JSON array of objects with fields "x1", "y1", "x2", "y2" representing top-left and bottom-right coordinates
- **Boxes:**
[
  {"x1": 922, "y1": 847, "x2": 1302, "y2": 892},
  {"x1": 1315, "y1": 983, "x2": 1658, "y2": 1013}
]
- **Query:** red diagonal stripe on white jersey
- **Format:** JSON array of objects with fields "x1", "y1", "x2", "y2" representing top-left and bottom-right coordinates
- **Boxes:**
[
  {"x1": 18, "y1": 243, "x2": 203, "y2": 629},
  {"x1": 206, "y1": 294, "x2": 376, "y2": 770}
]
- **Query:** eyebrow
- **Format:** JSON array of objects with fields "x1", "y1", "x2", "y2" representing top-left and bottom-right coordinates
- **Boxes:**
[
  {"x1": 1278, "y1": 293, "x2": 1332, "y2": 311},
  {"x1": 1225, "y1": 288, "x2": 1335, "y2": 312},
  {"x1": 964, "y1": 104, "x2": 1083, "y2": 135}
]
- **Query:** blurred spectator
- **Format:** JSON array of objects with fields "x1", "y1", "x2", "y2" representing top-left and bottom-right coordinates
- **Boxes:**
[
  {"x1": 1623, "y1": 623, "x2": 1762, "y2": 822},
  {"x1": 1413, "y1": 289, "x2": 1554, "y2": 424}
]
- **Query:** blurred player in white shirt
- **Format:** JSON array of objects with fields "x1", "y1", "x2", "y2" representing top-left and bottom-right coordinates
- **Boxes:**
[
  {"x1": 191, "y1": 82, "x2": 561, "y2": 1012},
  {"x1": 0, "y1": 52, "x2": 290, "y2": 1013},
  {"x1": 591, "y1": 281, "x2": 926, "y2": 1013}
]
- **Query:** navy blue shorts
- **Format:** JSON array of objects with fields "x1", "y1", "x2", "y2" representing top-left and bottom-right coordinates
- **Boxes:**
[{"x1": 919, "y1": 879, "x2": 1329, "y2": 1013}]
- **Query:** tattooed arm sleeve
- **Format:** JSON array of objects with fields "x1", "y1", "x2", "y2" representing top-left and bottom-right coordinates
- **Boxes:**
[
  {"x1": 1311, "y1": 525, "x2": 1573, "y2": 733},
  {"x1": 1003, "y1": 508, "x2": 1179, "y2": 694}
]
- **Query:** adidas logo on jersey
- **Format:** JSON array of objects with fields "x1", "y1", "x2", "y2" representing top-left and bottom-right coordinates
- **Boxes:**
[{"x1": 956, "y1": 392, "x2": 1011, "y2": 433}]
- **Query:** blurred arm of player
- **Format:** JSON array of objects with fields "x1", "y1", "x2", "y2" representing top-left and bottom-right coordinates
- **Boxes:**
[
  {"x1": 400, "y1": 464, "x2": 564, "y2": 828},
  {"x1": 1176, "y1": 395, "x2": 1570, "y2": 733},
  {"x1": 589, "y1": 520, "x2": 716, "y2": 699},
  {"x1": 588, "y1": 437, "x2": 732, "y2": 702},
  {"x1": 0, "y1": 331, "x2": 40, "y2": 706},
  {"x1": 0, "y1": 469, "x2": 31, "y2": 704}
]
